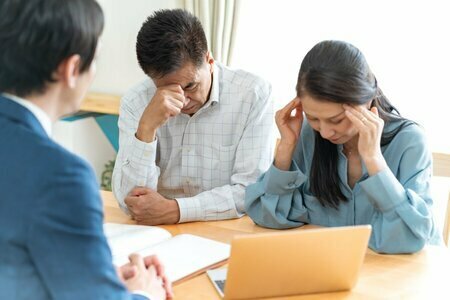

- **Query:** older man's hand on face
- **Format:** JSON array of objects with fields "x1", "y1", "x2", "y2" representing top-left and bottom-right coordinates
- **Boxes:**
[{"x1": 125, "y1": 187, "x2": 180, "y2": 225}]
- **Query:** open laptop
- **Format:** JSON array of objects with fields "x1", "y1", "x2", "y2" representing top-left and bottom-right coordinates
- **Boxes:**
[{"x1": 207, "y1": 225, "x2": 371, "y2": 299}]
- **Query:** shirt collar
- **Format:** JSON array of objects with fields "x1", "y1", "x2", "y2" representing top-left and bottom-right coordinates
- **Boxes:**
[
  {"x1": 204, "y1": 63, "x2": 220, "y2": 108},
  {"x1": 2, "y1": 93, "x2": 52, "y2": 136}
]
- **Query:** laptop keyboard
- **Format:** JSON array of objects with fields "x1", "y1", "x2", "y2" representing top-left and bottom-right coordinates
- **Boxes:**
[{"x1": 215, "y1": 279, "x2": 226, "y2": 294}]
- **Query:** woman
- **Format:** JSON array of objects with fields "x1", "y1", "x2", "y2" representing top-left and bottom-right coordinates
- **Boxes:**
[{"x1": 245, "y1": 40, "x2": 441, "y2": 254}]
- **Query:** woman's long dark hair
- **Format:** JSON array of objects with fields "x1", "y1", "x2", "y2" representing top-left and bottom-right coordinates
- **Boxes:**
[{"x1": 296, "y1": 40, "x2": 412, "y2": 209}]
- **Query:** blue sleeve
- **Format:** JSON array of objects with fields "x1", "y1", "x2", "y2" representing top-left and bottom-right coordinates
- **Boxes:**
[
  {"x1": 359, "y1": 130, "x2": 438, "y2": 253},
  {"x1": 27, "y1": 155, "x2": 139, "y2": 299},
  {"x1": 245, "y1": 160, "x2": 311, "y2": 229}
]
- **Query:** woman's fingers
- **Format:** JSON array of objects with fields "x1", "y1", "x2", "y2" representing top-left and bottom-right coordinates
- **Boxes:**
[
  {"x1": 294, "y1": 101, "x2": 303, "y2": 119},
  {"x1": 344, "y1": 104, "x2": 380, "y2": 129},
  {"x1": 280, "y1": 98, "x2": 301, "y2": 117},
  {"x1": 344, "y1": 109, "x2": 366, "y2": 131}
]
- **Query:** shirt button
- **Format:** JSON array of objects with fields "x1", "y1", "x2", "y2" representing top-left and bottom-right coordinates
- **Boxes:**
[{"x1": 143, "y1": 151, "x2": 151, "y2": 157}]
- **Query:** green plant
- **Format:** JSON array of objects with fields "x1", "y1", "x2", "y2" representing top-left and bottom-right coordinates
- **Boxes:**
[{"x1": 101, "y1": 159, "x2": 115, "y2": 191}]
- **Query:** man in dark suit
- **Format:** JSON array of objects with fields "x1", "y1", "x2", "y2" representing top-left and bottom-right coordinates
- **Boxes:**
[{"x1": 0, "y1": 0, "x2": 172, "y2": 299}]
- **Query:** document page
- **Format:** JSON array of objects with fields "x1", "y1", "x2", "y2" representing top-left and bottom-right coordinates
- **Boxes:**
[
  {"x1": 140, "y1": 234, "x2": 230, "y2": 282},
  {"x1": 104, "y1": 223, "x2": 230, "y2": 282},
  {"x1": 104, "y1": 223, "x2": 172, "y2": 265}
]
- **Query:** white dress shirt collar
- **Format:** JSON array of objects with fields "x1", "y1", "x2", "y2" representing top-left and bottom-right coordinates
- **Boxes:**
[
  {"x1": 209, "y1": 64, "x2": 220, "y2": 103},
  {"x1": 2, "y1": 93, "x2": 52, "y2": 136},
  {"x1": 202, "y1": 64, "x2": 220, "y2": 109}
]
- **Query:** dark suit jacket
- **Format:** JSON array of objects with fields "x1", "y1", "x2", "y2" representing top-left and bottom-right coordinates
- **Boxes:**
[{"x1": 0, "y1": 95, "x2": 147, "y2": 299}]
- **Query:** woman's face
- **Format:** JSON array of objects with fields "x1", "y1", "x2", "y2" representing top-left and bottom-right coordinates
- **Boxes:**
[{"x1": 301, "y1": 94, "x2": 366, "y2": 144}]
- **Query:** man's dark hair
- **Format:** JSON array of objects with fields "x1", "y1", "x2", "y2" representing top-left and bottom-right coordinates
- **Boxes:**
[
  {"x1": 0, "y1": 0, "x2": 104, "y2": 97},
  {"x1": 136, "y1": 9, "x2": 208, "y2": 78}
]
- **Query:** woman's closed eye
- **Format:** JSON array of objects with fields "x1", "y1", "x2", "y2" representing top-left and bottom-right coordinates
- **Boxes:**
[{"x1": 329, "y1": 118, "x2": 345, "y2": 125}]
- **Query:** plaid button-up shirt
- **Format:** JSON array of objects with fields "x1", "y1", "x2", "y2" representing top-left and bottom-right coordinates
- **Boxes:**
[{"x1": 112, "y1": 63, "x2": 274, "y2": 222}]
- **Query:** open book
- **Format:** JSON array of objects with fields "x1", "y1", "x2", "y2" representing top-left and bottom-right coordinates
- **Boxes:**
[{"x1": 104, "y1": 223, "x2": 230, "y2": 283}]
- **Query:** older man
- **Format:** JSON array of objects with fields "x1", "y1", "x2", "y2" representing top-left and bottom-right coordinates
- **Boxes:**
[{"x1": 112, "y1": 9, "x2": 274, "y2": 225}]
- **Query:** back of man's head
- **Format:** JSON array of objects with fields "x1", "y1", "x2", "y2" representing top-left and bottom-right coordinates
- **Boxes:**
[
  {"x1": 136, "y1": 9, "x2": 208, "y2": 79},
  {"x1": 0, "y1": 0, "x2": 104, "y2": 98}
]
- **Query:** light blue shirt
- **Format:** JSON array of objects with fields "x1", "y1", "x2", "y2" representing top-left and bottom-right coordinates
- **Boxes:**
[{"x1": 245, "y1": 121, "x2": 442, "y2": 254}]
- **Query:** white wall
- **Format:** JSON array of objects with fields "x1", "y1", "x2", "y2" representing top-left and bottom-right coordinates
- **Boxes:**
[
  {"x1": 91, "y1": 0, "x2": 183, "y2": 94},
  {"x1": 91, "y1": 0, "x2": 449, "y2": 153},
  {"x1": 231, "y1": 0, "x2": 450, "y2": 153}
]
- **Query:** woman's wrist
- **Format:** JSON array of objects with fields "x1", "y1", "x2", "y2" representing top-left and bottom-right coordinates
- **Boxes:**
[
  {"x1": 274, "y1": 141, "x2": 297, "y2": 171},
  {"x1": 363, "y1": 153, "x2": 388, "y2": 176}
]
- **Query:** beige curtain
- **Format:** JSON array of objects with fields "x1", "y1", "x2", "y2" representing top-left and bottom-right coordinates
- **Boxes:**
[{"x1": 185, "y1": 0, "x2": 241, "y2": 65}]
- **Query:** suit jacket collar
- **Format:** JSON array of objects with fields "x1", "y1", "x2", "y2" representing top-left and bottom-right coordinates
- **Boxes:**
[{"x1": 0, "y1": 94, "x2": 48, "y2": 138}]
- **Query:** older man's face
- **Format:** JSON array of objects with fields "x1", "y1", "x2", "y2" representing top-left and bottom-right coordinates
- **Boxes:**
[{"x1": 152, "y1": 54, "x2": 214, "y2": 115}]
